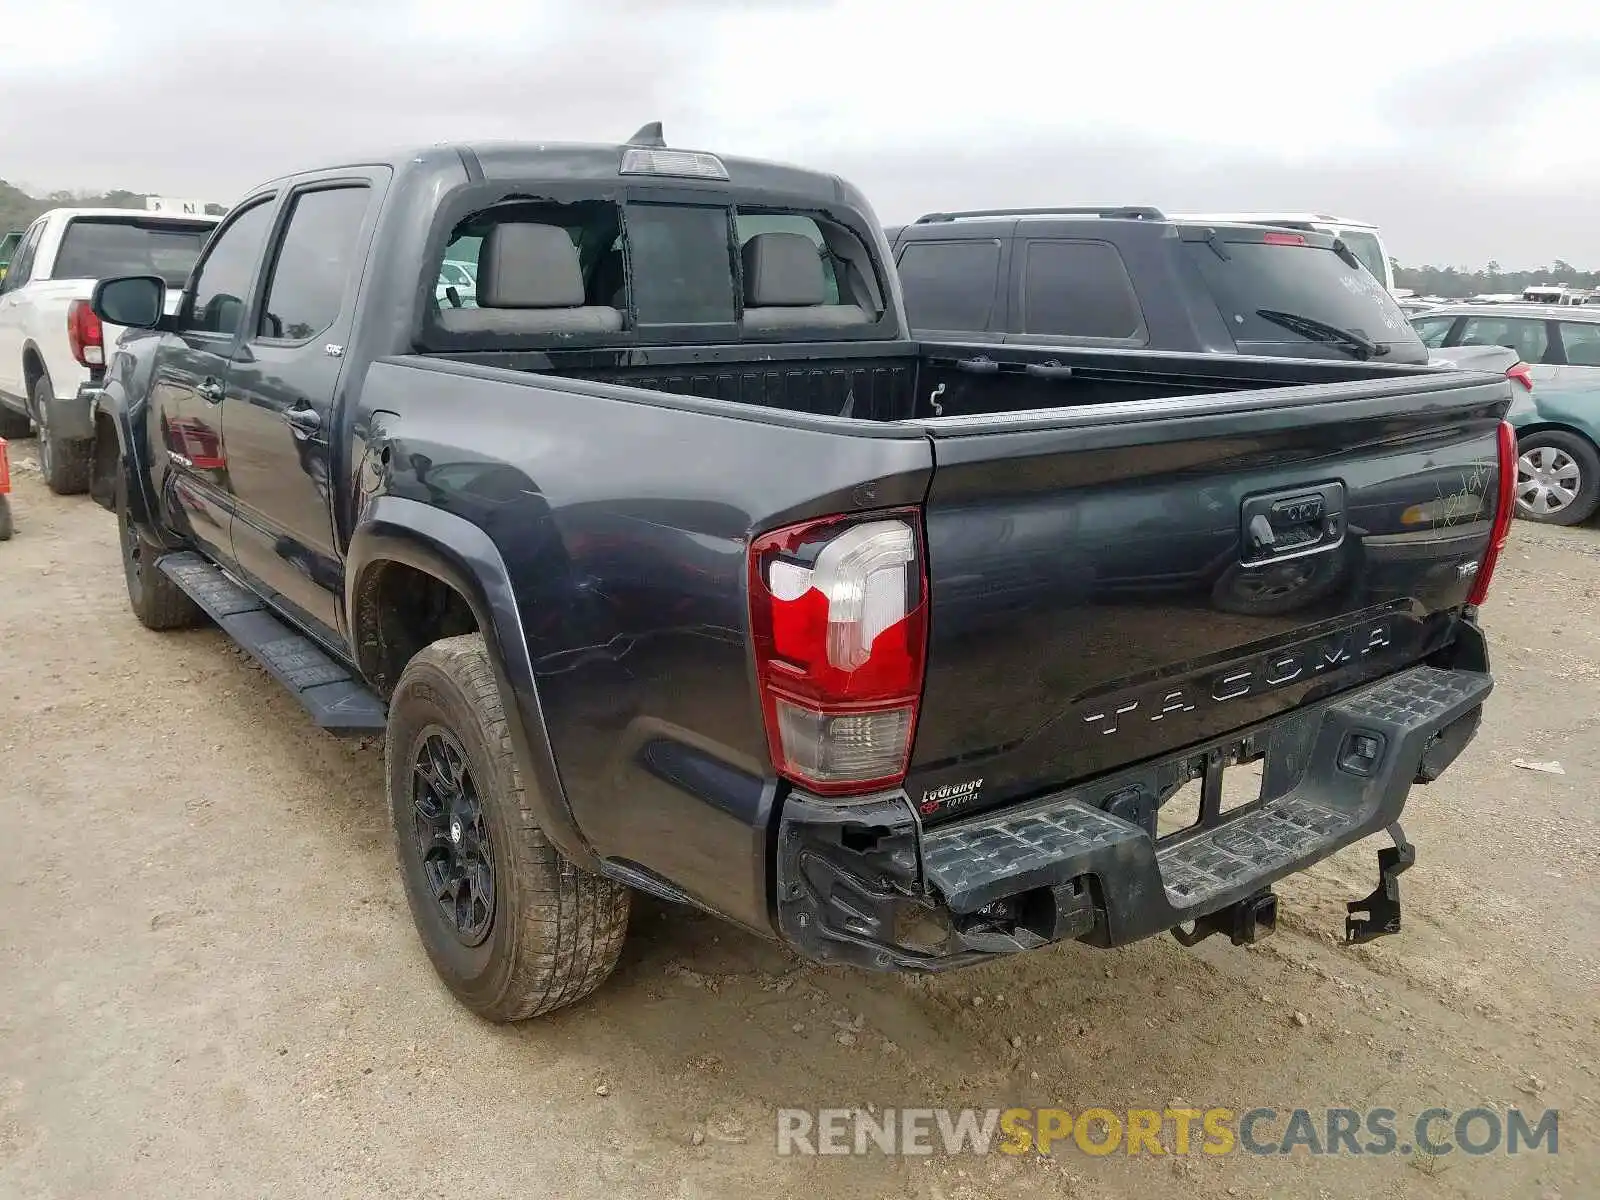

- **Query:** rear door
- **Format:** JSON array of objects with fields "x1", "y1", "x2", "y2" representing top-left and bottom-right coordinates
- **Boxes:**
[
  {"x1": 0, "y1": 219, "x2": 45, "y2": 401},
  {"x1": 894, "y1": 233, "x2": 1011, "y2": 339},
  {"x1": 222, "y1": 173, "x2": 382, "y2": 644},
  {"x1": 1548, "y1": 318, "x2": 1600, "y2": 384},
  {"x1": 1003, "y1": 236, "x2": 1150, "y2": 349},
  {"x1": 905, "y1": 367, "x2": 1510, "y2": 823},
  {"x1": 147, "y1": 195, "x2": 279, "y2": 562}
]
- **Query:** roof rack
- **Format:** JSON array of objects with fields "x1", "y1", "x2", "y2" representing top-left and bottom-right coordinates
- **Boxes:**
[{"x1": 914, "y1": 206, "x2": 1166, "y2": 224}]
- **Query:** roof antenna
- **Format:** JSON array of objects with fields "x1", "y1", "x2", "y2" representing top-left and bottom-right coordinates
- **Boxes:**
[{"x1": 627, "y1": 122, "x2": 666, "y2": 148}]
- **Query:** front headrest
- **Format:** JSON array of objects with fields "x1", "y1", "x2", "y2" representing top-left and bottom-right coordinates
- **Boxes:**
[
  {"x1": 476, "y1": 223, "x2": 586, "y2": 309},
  {"x1": 741, "y1": 232, "x2": 826, "y2": 308}
]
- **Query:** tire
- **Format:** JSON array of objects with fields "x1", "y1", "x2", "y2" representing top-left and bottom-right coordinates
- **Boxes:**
[
  {"x1": 0, "y1": 496, "x2": 12, "y2": 541},
  {"x1": 0, "y1": 404, "x2": 29, "y2": 439},
  {"x1": 387, "y1": 634, "x2": 631, "y2": 1021},
  {"x1": 116, "y1": 471, "x2": 202, "y2": 630},
  {"x1": 1515, "y1": 431, "x2": 1600, "y2": 526},
  {"x1": 32, "y1": 375, "x2": 91, "y2": 495}
]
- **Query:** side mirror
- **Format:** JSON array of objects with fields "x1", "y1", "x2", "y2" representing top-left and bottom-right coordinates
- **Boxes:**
[{"x1": 91, "y1": 275, "x2": 167, "y2": 329}]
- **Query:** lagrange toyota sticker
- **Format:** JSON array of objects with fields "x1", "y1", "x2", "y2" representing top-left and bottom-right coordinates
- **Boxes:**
[{"x1": 920, "y1": 779, "x2": 983, "y2": 817}]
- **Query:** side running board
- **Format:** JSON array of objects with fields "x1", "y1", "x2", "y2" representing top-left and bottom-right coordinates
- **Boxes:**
[{"x1": 158, "y1": 552, "x2": 387, "y2": 735}]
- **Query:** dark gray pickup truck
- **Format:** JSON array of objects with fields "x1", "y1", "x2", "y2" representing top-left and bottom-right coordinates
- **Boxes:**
[{"x1": 87, "y1": 126, "x2": 1514, "y2": 1021}]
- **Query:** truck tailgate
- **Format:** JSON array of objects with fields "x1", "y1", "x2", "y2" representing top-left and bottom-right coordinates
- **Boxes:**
[{"x1": 906, "y1": 371, "x2": 1511, "y2": 824}]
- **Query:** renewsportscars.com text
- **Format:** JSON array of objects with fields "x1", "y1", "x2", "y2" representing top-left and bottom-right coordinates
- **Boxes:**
[{"x1": 775, "y1": 1106, "x2": 1559, "y2": 1158}]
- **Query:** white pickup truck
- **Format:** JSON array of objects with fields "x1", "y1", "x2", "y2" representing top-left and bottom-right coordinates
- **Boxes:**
[{"x1": 0, "y1": 207, "x2": 218, "y2": 492}]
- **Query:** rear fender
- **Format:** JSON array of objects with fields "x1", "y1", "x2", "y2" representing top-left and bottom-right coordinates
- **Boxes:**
[
  {"x1": 92, "y1": 382, "x2": 174, "y2": 536},
  {"x1": 345, "y1": 495, "x2": 599, "y2": 870}
]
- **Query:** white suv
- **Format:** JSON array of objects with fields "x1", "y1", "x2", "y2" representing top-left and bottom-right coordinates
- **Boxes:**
[{"x1": 0, "y1": 208, "x2": 218, "y2": 492}]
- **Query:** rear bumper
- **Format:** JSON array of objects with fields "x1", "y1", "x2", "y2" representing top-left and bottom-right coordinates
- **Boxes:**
[{"x1": 775, "y1": 627, "x2": 1491, "y2": 970}]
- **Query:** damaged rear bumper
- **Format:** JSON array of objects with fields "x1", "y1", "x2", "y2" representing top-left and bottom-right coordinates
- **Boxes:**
[{"x1": 775, "y1": 632, "x2": 1492, "y2": 971}]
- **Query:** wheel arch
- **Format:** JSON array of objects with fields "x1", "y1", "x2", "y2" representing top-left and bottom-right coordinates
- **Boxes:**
[
  {"x1": 346, "y1": 495, "x2": 598, "y2": 869},
  {"x1": 20, "y1": 341, "x2": 49, "y2": 412},
  {"x1": 1513, "y1": 420, "x2": 1600, "y2": 451}
]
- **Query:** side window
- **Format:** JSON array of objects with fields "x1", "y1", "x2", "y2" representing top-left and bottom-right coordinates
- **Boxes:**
[
  {"x1": 184, "y1": 200, "x2": 277, "y2": 336},
  {"x1": 625, "y1": 203, "x2": 736, "y2": 326},
  {"x1": 1021, "y1": 240, "x2": 1144, "y2": 340},
  {"x1": 1411, "y1": 316, "x2": 1456, "y2": 348},
  {"x1": 896, "y1": 240, "x2": 1001, "y2": 332},
  {"x1": 0, "y1": 222, "x2": 44, "y2": 294},
  {"x1": 1558, "y1": 321, "x2": 1600, "y2": 367},
  {"x1": 1458, "y1": 316, "x2": 1551, "y2": 364},
  {"x1": 258, "y1": 187, "x2": 371, "y2": 341}
]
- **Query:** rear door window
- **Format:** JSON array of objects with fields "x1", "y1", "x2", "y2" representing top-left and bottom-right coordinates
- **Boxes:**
[
  {"x1": 1556, "y1": 320, "x2": 1600, "y2": 367},
  {"x1": 896, "y1": 239, "x2": 1002, "y2": 332},
  {"x1": 1020, "y1": 239, "x2": 1144, "y2": 341},
  {"x1": 0, "y1": 221, "x2": 43, "y2": 292},
  {"x1": 1183, "y1": 235, "x2": 1417, "y2": 350},
  {"x1": 257, "y1": 186, "x2": 372, "y2": 342},
  {"x1": 52, "y1": 218, "x2": 213, "y2": 288},
  {"x1": 1458, "y1": 316, "x2": 1552, "y2": 364}
]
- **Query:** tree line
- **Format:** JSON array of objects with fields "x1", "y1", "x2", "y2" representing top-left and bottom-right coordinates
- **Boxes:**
[
  {"x1": 1, "y1": 180, "x2": 227, "y2": 235},
  {"x1": 1390, "y1": 258, "x2": 1598, "y2": 298}
]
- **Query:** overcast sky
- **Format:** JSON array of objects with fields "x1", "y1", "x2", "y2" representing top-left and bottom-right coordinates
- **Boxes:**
[{"x1": 4, "y1": 0, "x2": 1599, "y2": 267}]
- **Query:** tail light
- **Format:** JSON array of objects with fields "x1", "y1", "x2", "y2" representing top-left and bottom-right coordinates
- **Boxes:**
[
  {"x1": 1506, "y1": 362, "x2": 1534, "y2": 391},
  {"x1": 67, "y1": 299, "x2": 104, "y2": 367},
  {"x1": 748, "y1": 510, "x2": 928, "y2": 796},
  {"x1": 1466, "y1": 420, "x2": 1518, "y2": 607},
  {"x1": 0, "y1": 437, "x2": 10, "y2": 496}
]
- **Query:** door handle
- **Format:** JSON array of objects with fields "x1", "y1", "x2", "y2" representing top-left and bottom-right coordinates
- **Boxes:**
[
  {"x1": 283, "y1": 406, "x2": 322, "y2": 433},
  {"x1": 197, "y1": 378, "x2": 224, "y2": 403}
]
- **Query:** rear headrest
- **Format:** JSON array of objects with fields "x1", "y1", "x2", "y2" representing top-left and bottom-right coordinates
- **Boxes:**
[
  {"x1": 742, "y1": 232, "x2": 826, "y2": 307},
  {"x1": 477, "y1": 223, "x2": 586, "y2": 309}
]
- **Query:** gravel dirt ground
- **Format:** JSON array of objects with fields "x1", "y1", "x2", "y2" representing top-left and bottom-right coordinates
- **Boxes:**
[{"x1": 1, "y1": 441, "x2": 1595, "y2": 1200}]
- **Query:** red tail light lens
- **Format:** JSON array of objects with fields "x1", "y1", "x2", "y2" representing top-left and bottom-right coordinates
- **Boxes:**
[
  {"x1": 1506, "y1": 362, "x2": 1534, "y2": 391},
  {"x1": 1467, "y1": 420, "x2": 1518, "y2": 607},
  {"x1": 67, "y1": 299, "x2": 104, "y2": 367},
  {"x1": 748, "y1": 510, "x2": 928, "y2": 795},
  {"x1": 1262, "y1": 231, "x2": 1307, "y2": 246}
]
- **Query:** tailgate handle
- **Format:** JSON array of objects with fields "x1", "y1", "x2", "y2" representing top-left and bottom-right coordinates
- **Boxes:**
[{"x1": 1240, "y1": 483, "x2": 1346, "y2": 564}]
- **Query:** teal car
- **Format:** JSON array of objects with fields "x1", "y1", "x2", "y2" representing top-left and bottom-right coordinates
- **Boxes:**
[{"x1": 1413, "y1": 304, "x2": 1600, "y2": 525}]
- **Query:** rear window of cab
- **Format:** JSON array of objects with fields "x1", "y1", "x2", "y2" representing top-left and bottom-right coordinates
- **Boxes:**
[{"x1": 423, "y1": 197, "x2": 886, "y2": 348}]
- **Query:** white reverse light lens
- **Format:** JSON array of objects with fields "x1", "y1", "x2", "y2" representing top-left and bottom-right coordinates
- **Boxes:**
[
  {"x1": 811, "y1": 520, "x2": 915, "y2": 670},
  {"x1": 774, "y1": 700, "x2": 913, "y2": 784}
]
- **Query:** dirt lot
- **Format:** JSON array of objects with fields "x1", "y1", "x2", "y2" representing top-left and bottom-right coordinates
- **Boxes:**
[{"x1": 0, "y1": 443, "x2": 1595, "y2": 1200}]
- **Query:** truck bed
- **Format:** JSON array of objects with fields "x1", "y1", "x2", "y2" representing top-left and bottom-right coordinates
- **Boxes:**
[{"x1": 440, "y1": 339, "x2": 1451, "y2": 424}]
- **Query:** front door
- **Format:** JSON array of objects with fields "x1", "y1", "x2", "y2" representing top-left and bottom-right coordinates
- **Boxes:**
[
  {"x1": 149, "y1": 197, "x2": 280, "y2": 562},
  {"x1": 222, "y1": 179, "x2": 379, "y2": 644}
]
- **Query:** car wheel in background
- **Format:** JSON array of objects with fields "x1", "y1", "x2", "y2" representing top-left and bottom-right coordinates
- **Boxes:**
[
  {"x1": 1515, "y1": 431, "x2": 1600, "y2": 526},
  {"x1": 0, "y1": 404, "x2": 30, "y2": 439},
  {"x1": 32, "y1": 375, "x2": 92, "y2": 495}
]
